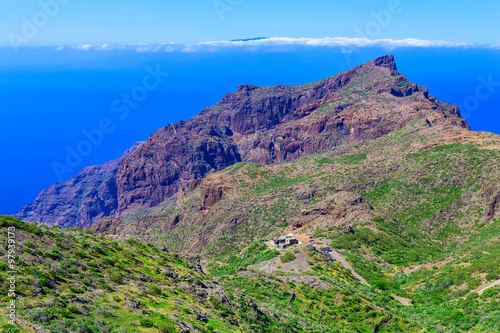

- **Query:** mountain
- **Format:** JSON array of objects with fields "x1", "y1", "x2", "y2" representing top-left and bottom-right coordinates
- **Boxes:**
[
  {"x1": 6, "y1": 55, "x2": 500, "y2": 332},
  {"x1": 17, "y1": 55, "x2": 466, "y2": 227},
  {"x1": 16, "y1": 142, "x2": 143, "y2": 228}
]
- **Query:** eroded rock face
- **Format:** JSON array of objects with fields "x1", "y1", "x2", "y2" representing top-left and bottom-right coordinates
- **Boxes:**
[
  {"x1": 298, "y1": 191, "x2": 376, "y2": 230},
  {"x1": 178, "y1": 254, "x2": 204, "y2": 274},
  {"x1": 200, "y1": 177, "x2": 231, "y2": 211},
  {"x1": 17, "y1": 55, "x2": 468, "y2": 228},
  {"x1": 91, "y1": 217, "x2": 124, "y2": 235},
  {"x1": 16, "y1": 142, "x2": 143, "y2": 227},
  {"x1": 116, "y1": 127, "x2": 242, "y2": 215}
]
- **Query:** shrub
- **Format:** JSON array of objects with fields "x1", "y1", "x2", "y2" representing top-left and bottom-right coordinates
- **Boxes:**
[
  {"x1": 159, "y1": 326, "x2": 176, "y2": 333},
  {"x1": 101, "y1": 257, "x2": 115, "y2": 267},
  {"x1": 1, "y1": 324, "x2": 21, "y2": 333},
  {"x1": 148, "y1": 285, "x2": 163, "y2": 296},
  {"x1": 280, "y1": 252, "x2": 296, "y2": 264},
  {"x1": 140, "y1": 318, "x2": 154, "y2": 327},
  {"x1": 110, "y1": 273, "x2": 123, "y2": 284},
  {"x1": 373, "y1": 280, "x2": 389, "y2": 291},
  {"x1": 68, "y1": 305, "x2": 79, "y2": 314},
  {"x1": 45, "y1": 250, "x2": 62, "y2": 260},
  {"x1": 92, "y1": 245, "x2": 105, "y2": 255},
  {"x1": 39, "y1": 277, "x2": 49, "y2": 287},
  {"x1": 73, "y1": 318, "x2": 110, "y2": 333},
  {"x1": 68, "y1": 286, "x2": 84, "y2": 294},
  {"x1": 485, "y1": 272, "x2": 498, "y2": 281},
  {"x1": 28, "y1": 308, "x2": 55, "y2": 323},
  {"x1": 82, "y1": 228, "x2": 96, "y2": 236}
]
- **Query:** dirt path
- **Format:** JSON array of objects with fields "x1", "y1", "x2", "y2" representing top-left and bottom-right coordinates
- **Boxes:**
[
  {"x1": 403, "y1": 257, "x2": 455, "y2": 275},
  {"x1": 392, "y1": 295, "x2": 412, "y2": 306},
  {"x1": 329, "y1": 249, "x2": 370, "y2": 286},
  {"x1": 478, "y1": 278, "x2": 500, "y2": 295},
  {"x1": 249, "y1": 251, "x2": 311, "y2": 273}
]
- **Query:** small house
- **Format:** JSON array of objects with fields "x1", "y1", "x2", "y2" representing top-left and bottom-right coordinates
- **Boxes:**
[
  {"x1": 278, "y1": 243, "x2": 290, "y2": 250},
  {"x1": 271, "y1": 236, "x2": 287, "y2": 247},
  {"x1": 294, "y1": 234, "x2": 313, "y2": 244}
]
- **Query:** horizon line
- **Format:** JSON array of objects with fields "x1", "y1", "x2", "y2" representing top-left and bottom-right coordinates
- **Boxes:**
[{"x1": 2, "y1": 37, "x2": 499, "y2": 52}]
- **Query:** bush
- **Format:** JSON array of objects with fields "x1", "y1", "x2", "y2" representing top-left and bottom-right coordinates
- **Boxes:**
[
  {"x1": 159, "y1": 326, "x2": 176, "y2": 333},
  {"x1": 68, "y1": 305, "x2": 79, "y2": 314},
  {"x1": 373, "y1": 279, "x2": 389, "y2": 291},
  {"x1": 110, "y1": 273, "x2": 123, "y2": 284},
  {"x1": 73, "y1": 318, "x2": 110, "y2": 333},
  {"x1": 1, "y1": 324, "x2": 21, "y2": 333},
  {"x1": 485, "y1": 272, "x2": 498, "y2": 281},
  {"x1": 140, "y1": 318, "x2": 154, "y2": 327},
  {"x1": 68, "y1": 286, "x2": 84, "y2": 294},
  {"x1": 148, "y1": 285, "x2": 163, "y2": 296},
  {"x1": 28, "y1": 308, "x2": 55, "y2": 323},
  {"x1": 280, "y1": 252, "x2": 296, "y2": 263},
  {"x1": 45, "y1": 250, "x2": 62, "y2": 260}
]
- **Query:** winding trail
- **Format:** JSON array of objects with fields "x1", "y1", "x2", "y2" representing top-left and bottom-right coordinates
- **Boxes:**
[
  {"x1": 392, "y1": 295, "x2": 412, "y2": 306},
  {"x1": 328, "y1": 249, "x2": 370, "y2": 286},
  {"x1": 327, "y1": 248, "x2": 413, "y2": 306},
  {"x1": 478, "y1": 278, "x2": 500, "y2": 295}
]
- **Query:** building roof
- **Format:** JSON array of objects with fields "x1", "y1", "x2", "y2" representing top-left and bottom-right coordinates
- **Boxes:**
[{"x1": 294, "y1": 234, "x2": 312, "y2": 243}]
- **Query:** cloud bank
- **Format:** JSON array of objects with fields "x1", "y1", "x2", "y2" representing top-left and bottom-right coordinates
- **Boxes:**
[{"x1": 67, "y1": 37, "x2": 497, "y2": 53}]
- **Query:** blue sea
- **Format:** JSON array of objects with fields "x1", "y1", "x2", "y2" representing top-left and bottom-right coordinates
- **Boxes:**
[{"x1": 1, "y1": 46, "x2": 499, "y2": 215}]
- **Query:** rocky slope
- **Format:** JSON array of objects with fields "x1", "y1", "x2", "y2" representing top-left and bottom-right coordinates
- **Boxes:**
[
  {"x1": 16, "y1": 143, "x2": 143, "y2": 228},
  {"x1": 16, "y1": 55, "x2": 467, "y2": 227}
]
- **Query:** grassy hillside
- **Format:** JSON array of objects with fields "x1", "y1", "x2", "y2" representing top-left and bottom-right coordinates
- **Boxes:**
[
  {"x1": 98, "y1": 116, "x2": 500, "y2": 332},
  {"x1": 2, "y1": 214, "x2": 434, "y2": 332},
  {"x1": 0, "y1": 215, "x2": 283, "y2": 333},
  {"x1": 4, "y1": 117, "x2": 500, "y2": 331},
  {"x1": 2, "y1": 210, "x2": 500, "y2": 332}
]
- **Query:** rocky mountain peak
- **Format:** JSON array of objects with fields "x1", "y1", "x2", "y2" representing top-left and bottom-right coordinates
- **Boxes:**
[
  {"x1": 373, "y1": 54, "x2": 398, "y2": 71},
  {"x1": 16, "y1": 55, "x2": 468, "y2": 227}
]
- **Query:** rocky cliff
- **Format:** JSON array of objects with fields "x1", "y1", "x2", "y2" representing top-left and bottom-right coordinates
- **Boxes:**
[
  {"x1": 16, "y1": 142, "x2": 143, "y2": 227},
  {"x1": 16, "y1": 55, "x2": 468, "y2": 227}
]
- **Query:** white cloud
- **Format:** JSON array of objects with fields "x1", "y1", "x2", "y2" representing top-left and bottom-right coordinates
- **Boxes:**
[
  {"x1": 70, "y1": 37, "x2": 496, "y2": 53},
  {"x1": 491, "y1": 43, "x2": 500, "y2": 50}
]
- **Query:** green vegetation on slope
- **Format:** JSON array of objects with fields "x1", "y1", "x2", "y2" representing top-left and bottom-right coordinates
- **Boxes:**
[
  {"x1": 207, "y1": 241, "x2": 279, "y2": 277},
  {"x1": 0, "y1": 216, "x2": 280, "y2": 333}
]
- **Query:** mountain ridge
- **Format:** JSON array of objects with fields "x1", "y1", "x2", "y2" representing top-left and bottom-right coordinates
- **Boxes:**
[
  {"x1": 16, "y1": 55, "x2": 468, "y2": 228},
  {"x1": 6, "y1": 55, "x2": 500, "y2": 333}
]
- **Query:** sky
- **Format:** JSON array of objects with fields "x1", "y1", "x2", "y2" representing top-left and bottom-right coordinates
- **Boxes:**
[
  {"x1": 0, "y1": 1, "x2": 499, "y2": 215},
  {"x1": 0, "y1": 0, "x2": 499, "y2": 47}
]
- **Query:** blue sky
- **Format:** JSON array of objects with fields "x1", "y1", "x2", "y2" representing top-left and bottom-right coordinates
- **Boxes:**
[{"x1": 0, "y1": 0, "x2": 498, "y2": 46}]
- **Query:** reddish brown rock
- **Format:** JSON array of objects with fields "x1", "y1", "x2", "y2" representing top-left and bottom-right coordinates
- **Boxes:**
[
  {"x1": 91, "y1": 217, "x2": 124, "y2": 235},
  {"x1": 199, "y1": 177, "x2": 231, "y2": 211},
  {"x1": 17, "y1": 55, "x2": 469, "y2": 227},
  {"x1": 16, "y1": 142, "x2": 143, "y2": 227}
]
